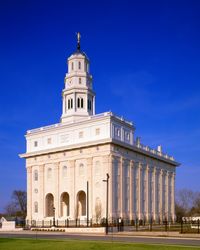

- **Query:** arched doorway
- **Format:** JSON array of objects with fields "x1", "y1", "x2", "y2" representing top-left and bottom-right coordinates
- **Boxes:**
[
  {"x1": 60, "y1": 192, "x2": 70, "y2": 217},
  {"x1": 45, "y1": 193, "x2": 54, "y2": 217},
  {"x1": 77, "y1": 191, "x2": 86, "y2": 217}
]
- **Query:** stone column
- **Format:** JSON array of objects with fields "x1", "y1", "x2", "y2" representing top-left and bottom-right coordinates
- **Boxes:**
[
  {"x1": 159, "y1": 169, "x2": 163, "y2": 221},
  {"x1": 120, "y1": 157, "x2": 123, "y2": 217},
  {"x1": 138, "y1": 162, "x2": 141, "y2": 220},
  {"x1": 54, "y1": 162, "x2": 60, "y2": 218},
  {"x1": 69, "y1": 160, "x2": 75, "y2": 219},
  {"x1": 129, "y1": 160, "x2": 134, "y2": 220},
  {"x1": 165, "y1": 171, "x2": 169, "y2": 220},
  {"x1": 87, "y1": 157, "x2": 93, "y2": 219},
  {"x1": 39, "y1": 164, "x2": 45, "y2": 218},
  {"x1": 145, "y1": 165, "x2": 149, "y2": 221},
  {"x1": 27, "y1": 165, "x2": 32, "y2": 222},
  {"x1": 171, "y1": 172, "x2": 176, "y2": 222},
  {"x1": 152, "y1": 167, "x2": 156, "y2": 221}
]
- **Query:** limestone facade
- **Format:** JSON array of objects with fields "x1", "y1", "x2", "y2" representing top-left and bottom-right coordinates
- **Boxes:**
[{"x1": 20, "y1": 35, "x2": 179, "y2": 224}]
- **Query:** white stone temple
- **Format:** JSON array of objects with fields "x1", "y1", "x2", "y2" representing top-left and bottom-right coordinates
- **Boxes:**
[{"x1": 20, "y1": 33, "x2": 179, "y2": 225}]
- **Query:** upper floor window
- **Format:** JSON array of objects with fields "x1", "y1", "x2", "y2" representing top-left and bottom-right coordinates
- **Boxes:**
[
  {"x1": 81, "y1": 98, "x2": 84, "y2": 108},
  {"x1": 34, "y1": 202, "x2": 38, "y2": 213},
  {"x1": 71, "y1": 62, "x2": 74, "y2": 71},
  {"x1": 79, "y1": 78, "x2": 81, "y2": 84},
  {"x1": 78, "y1": 61, "x2": 81, "y2": 70},
  {"x1": 34, "y1": 170, "x2": 38, "y2": 181},
  {"x1": 79, "y1": 131, "x2": 83, "y2": 138},
  {"x1": 63, "y1": 166, "x2": 68, "y2": 178},
  {"x1": 79, "y1": 163, "x2": 84, "y2": 175},
  {"x1": 34, "y1": 141, "x2": 38, "y2": 147},
  {"x1": 95, "y1": 128, "x2": 100, "y2": 136},
  {"x1": 47, "y1": 168, "x2": 52, "y2": 179}
]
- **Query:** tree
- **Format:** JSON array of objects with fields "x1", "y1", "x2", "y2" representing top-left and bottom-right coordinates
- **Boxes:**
[{"x1": 4, "y1": 190, "x2": 27, "y2": 218}]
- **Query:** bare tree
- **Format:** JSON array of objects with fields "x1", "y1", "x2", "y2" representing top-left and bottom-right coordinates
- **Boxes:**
[{"x1": 4, "y1": 190, "x2": 27, "y2": 218}]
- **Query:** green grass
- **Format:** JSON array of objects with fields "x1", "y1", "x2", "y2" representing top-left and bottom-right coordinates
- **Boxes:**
[{"x1": 0, "y1": 238, "x2": 200, "y2": 250}]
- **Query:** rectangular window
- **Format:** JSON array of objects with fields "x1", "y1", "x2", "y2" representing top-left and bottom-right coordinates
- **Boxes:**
[
  {"x1": 95, "y1": 128, "x2": 100, "y2": 135},
  {"x1": 47, "y1": 138, "x2": 52, "y2": 144},
  {"x1": 79, "y1": 131, "x2": 83, "y2": 138},
  {"x1": 34, "y1": 141, "x2": 38, "y2": 147}
]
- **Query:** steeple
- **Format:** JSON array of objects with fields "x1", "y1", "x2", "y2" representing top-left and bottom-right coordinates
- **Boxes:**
[{"x1": 61, "y1": 33, "x2": 95, "y2": 123}]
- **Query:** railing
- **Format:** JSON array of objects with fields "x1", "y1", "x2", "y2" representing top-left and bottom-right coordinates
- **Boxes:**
[
  {"x1": 25, "y1": 218, "x2": 200, "y2": 234},
  {"x1": 133, "y1": 142, "x2": 174, "y2": 161}
]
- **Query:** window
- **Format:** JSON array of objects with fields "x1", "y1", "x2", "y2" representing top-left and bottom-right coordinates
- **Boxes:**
[
  {"x1": 34, "y1": 141, "x2": 38, "y2": 147},
  {"x1": 34, "y1": 202, "x2": 38, "y2": 213},
  {"x1": 95, "y1": 128, "x2": 100, "y2": 135},
  {"x1": 63, "y1": 166, "x2": 67, "y2": 178},
  {"x1": 88, "y1": 99, "x2": 92, "y2": 110},
  {"x1": 78, "y1": 61, "x2": 81, "y2": 69},
  {"x1": 77, "y1": 98, "x2": 80, "y2": 108},
  {"x1": 79, "y1": 78, "x2": 81, "y2": 84},
  {"x1": 71, "y1": 98, "x2": 73, "y2": 109},
  {"x1": 81, "y1": 98, "x2": 84, "y2": 108},
  {"x1": 47, "y1": 168, "x2": 52, "y2": 179},
  {"x1": 34, "y1": 170, "x2": 38, "y2": 181},
  {"x1": 68, "y1": 99, "x2": 70, "y2": 109},
  {"x1": 95, "y1": 161, "x2": 101, "y2": 175},
  {"x1": 47, "y1": 138, "x2": 52, "y2": 144},
  {"x1": 79, "y1": 131, "x2": 83, "y2": 138},
  {"x1": 71, "y1": 62, "x2": 74, "y2": 71},
  {"x1": 79, "y1": 163, "x2": 84, "y2": 175}
]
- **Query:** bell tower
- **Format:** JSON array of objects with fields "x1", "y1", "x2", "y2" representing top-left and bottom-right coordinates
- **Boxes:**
[{"x1": 61, "y1": 32, "x2": 95, "y2": 123}]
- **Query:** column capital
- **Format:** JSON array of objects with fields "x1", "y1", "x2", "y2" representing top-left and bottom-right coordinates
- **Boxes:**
[
  {"x1": 26, "y1": 166, "x2": 32, "y2": 173},
  {"x1": 39, "y1": 164, "x2": 45, "y2": 172}
]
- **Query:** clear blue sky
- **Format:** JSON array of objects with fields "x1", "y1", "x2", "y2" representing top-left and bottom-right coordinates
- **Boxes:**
[{"x1": 0, "y1": 0, "x2": 200, "y2": 212}]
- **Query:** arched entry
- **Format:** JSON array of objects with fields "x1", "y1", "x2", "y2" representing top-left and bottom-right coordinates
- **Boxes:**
[
  {"x1": 45, "y1": 193, "x2": 54, "y2": 217},
  {"x1": 77, "y1": 191, "x2": 86, "y2": 217},
  {"x1": 60, "y1": 192, "x2": 70, "y2": 217}
]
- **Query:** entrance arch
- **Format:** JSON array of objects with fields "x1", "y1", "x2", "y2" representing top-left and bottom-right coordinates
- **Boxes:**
[
  {"x1": 60, "y1": 192, "x2": 70, "y2": 217},
  {"x1": 77, "y1": 191, "x2": 86, "y2": 217},
  {"x1": 45, "y1": 193, "x2": 54, "y2": 217}
]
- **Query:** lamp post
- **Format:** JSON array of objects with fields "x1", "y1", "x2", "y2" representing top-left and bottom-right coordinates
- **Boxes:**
[
  {"x1": 103, "y1": 173, "x2": 110, "y2": 234},
  {"x1": 53, "y1": 207, "x2": 56, "y2": 227}
]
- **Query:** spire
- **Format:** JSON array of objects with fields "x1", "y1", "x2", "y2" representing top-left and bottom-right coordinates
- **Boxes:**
[{"x1": 76, "y1": 32, "x2": 81, "y2": 51}]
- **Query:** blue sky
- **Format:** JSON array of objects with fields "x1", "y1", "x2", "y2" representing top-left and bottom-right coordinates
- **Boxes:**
[{"x1": 0, "y1": 0, "x2": 200, "y2": 212}]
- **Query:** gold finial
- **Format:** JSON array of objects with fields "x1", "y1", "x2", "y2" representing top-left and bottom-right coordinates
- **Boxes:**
[{"x1": 76, "y1": 32, "x2": 81, "y2": 51}]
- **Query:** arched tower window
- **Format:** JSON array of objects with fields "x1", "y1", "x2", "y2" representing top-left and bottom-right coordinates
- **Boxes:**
[
  {"x1": 71, "y1": 98, "x2": 73, "y2": 109},
  {"x1": 78, "y1": 61, "x2": 81, "y2": 70},
  {"x1": 68, "y1": 99, "x2": 70, "y2": 109},
  {"x1": 77, "y1": 98, "x2": 80, "y2": 108},
  {"x1": 81, "y1": 98, "x2": 84, "y2": 108}
]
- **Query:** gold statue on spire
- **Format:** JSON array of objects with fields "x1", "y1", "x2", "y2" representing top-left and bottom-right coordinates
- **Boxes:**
[{"x1": 76, "y1": 32, "x2": 81, "y2": 51}]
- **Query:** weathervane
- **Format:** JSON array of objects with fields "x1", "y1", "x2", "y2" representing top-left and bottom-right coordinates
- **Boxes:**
[{"x1": 76, "y1": 32, "x2": 81, "y2": 51}]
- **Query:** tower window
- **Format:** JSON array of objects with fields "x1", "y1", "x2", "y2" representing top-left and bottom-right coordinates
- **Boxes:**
[
  {"x1": 68, "y1": 99, "x2": 70, "y2": 109},
  {"x1": 34, "y1": 202, "x2": 38, "y2": 213},
  {"x1": 81, "y1": 98, "x2": 84, "y2": 108},
  {"x1": 71, "y1": 62, "x2": 74, "y2": 71},
  {"x1": 78, "y1": 61, "x2": 81, "y2": 70},
  {"x1": 79, "y1": 78, "x2": 81, "y2": 84},
  {"x1": 88, "y1": 99, "x2": 92, "y2": 110},
  {"x1": 34, "y1": 170, "x2": 38, "y2": 181},
  {"x1": 34, "y1": 141, "x2": 38, "y2": 147},
  {"x1": 71, "y1": 98, "x2": 73, "y2": 109},
  {"x1": 77, "y1": 98, "x2": 80, "y2": 108}
]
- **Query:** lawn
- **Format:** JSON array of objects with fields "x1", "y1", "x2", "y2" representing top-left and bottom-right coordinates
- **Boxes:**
[{"x1": 0, "y1": 238, "x2": 200, "y2": 250}]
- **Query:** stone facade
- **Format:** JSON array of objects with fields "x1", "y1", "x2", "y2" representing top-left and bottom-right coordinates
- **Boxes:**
[{"x1": 20, "y1": 35, "x2": 179, "y2": 224}]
